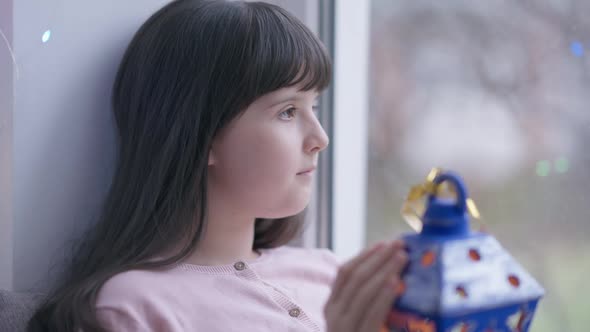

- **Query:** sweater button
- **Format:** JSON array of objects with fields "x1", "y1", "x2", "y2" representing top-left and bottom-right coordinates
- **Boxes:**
[
  {"x1": 288, "y1": 308, "x2": 301, "y2": 318},
  {"x1": 233, "y1": 261, "x2": 246, "y2": 271}
]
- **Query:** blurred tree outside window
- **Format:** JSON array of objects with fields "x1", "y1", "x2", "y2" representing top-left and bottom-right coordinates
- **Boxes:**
[{"x1": 366, "y1": 1, "x2": 590, "y2": 331}]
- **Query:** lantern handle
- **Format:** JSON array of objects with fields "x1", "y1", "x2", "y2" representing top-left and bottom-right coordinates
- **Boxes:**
[{"x1": 429, "y1": 171, "x2": 468, "y2": 213}]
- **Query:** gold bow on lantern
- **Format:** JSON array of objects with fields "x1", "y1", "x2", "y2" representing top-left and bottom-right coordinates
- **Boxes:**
[{"x1": 401, "y1": 168, "x2": 483, "y2": 233}]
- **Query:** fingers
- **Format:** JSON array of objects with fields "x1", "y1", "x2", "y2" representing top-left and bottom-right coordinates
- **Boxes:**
[
  {"x1": 333, "y1": 240, "x2": 403, "y2": 309},
  {"x1": 357, "y1": 250, "x2": 407, "y2": 332},
  {"x1": 325, "y1": 243, "x2": 386, "y2": 332},
  {"x1": 324, "y1": 240, "x2": 407, "y2": 332},
  {"x1": 347, "y1": 247, "x2": 406, "y2": 320},
  {"x1": 326, "y1": 241, "x2": 386, "y2": 306}
]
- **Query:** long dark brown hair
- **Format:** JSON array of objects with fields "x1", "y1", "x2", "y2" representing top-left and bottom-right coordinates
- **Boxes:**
[{"x1": 28, "y1": 1, "x2": 331, "y2": 330}]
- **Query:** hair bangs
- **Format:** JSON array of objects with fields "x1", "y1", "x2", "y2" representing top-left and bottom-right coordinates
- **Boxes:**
[{"x1": 244, "y1": 2, "x2": 332, "y2": 97}]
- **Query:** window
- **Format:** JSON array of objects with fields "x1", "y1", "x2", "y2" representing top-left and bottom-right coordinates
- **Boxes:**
[{"x1": 333, "y1": 1, "x2": 589, "y2": 330}]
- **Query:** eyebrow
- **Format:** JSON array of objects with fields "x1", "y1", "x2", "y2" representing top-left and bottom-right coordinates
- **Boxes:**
[
  {"x1": 265, "y1": 92, "x2": 320, "y2": 109},
  {"x1": 267, "y1": 96, "x2": 302, "y2": 108}
]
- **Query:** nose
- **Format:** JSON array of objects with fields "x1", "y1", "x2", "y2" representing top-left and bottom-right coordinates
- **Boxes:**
[{"x1": 303, "y1": 116, "x2": 329, "y2": 154}]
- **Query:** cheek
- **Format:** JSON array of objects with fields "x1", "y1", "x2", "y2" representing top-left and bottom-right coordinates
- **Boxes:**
[
  {"x1": 211, "y1": 118, "x2": 311, "y2": 217},
  {"x1": 218, "y1": 125, "x2": 299, "y2": 188}
]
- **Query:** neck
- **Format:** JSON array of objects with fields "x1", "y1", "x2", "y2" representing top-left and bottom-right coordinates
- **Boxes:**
[
  {"x1": 186, "y1": 219, "x2": 260, "y2": 266},
  {"x1": 182, "y1": 180, "x2": 260, "y2": 266}
]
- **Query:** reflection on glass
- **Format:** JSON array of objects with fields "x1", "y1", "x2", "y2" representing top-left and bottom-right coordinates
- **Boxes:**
[{"x1": 367, "y1": 1, "x2": 590, "y2": 331}]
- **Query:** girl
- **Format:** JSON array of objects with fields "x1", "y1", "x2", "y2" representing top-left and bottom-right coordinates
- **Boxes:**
[{"x1": 28, "y1": 1, "x2": 408, "y2": 331}]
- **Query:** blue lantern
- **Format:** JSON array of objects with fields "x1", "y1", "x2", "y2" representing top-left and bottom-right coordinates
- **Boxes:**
[{"x1": 386, "y1": 169, "x2": 544, "y2": 332}]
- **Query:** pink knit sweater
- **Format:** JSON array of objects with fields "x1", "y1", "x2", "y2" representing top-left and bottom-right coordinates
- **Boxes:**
[{"x1": 95, "y1": 246, "x2": 341, "y2": 331}]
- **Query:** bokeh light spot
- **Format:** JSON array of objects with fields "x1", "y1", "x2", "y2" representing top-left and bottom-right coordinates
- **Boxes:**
[
  {"x1": 554, "y1": 157, "x2": 569, "y2": 173},
  {"x1": 42, "y1": 30, "x2": 51, "y2": 43},
  {"x1": 535, "y1": 160, "x2": 551, "y2": 177},
  {"x1": 571, "y1": 41, "x2": 584, "y2": 57}
]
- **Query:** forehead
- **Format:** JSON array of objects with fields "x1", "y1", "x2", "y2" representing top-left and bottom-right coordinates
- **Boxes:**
[{"x1": 254, "y1": 86, "x2": 319, "y2": 108}]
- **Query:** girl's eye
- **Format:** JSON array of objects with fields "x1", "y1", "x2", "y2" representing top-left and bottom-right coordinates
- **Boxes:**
[{"x1": 279, "y1": 107, "x2": 296, "y2": 120}]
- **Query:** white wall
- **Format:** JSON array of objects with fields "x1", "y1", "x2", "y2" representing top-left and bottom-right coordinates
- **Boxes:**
[
  {"x1": 1, "y1": 0, "x2": 325, "y2": 292},
  {"x1": 3, "y1": 0, "x2": 171, "y2": 292}
]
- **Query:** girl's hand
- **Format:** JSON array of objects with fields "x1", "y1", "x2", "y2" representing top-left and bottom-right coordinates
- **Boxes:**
[{"x1": 324, "y1": 240, "x2": 408, "y2": 332}]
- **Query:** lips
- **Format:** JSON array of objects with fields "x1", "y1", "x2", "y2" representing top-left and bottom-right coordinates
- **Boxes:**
[{"x1": 297, "y1": 166, "x2": 316, "y2": 175}]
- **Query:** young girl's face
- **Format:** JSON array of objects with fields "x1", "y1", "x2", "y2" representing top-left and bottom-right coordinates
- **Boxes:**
[{"x1": 208, "y1": 85, "x2": 329, "y2": 219}]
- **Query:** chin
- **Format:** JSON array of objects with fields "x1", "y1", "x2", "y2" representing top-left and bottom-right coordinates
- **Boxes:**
[{"x1": 258, "y1": 196, "x2": 310, "y2": 219}]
